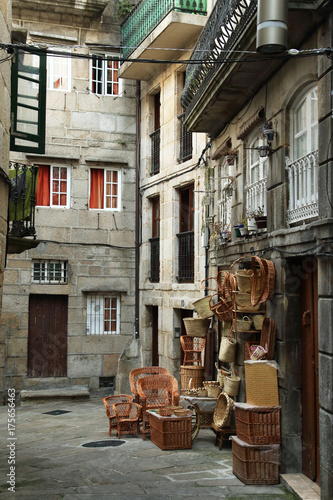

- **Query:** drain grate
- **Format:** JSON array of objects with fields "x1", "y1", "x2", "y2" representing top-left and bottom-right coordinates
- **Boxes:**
[
  {"x1": 82, "y1": 440, "x2": 125, "y2": 448},
  {"x1": 43, "y1": 410, "x2": 72, "y2": 416}
]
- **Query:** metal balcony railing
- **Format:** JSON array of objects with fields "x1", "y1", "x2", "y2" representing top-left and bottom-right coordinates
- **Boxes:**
[
  {"x1": 176, "y1": 230, "x2": 194, "y2": 282},
  {"x1": 178, "y1": 113, "x2": 192, "y2": 162},
  {"x1": 150, "y1": 128, "x2": 160, "y2": 175},
  {"x1": 8, "y1": 162, "x2": 38, "y2": 238},
  {"x1": 286, "y1": 151, "x2": 318, "y2": 224},
  {"x1": 149, "y1": 237, "x2": 160, "y2": 282},
  {"x1": 244, "y1": 177, "x2": 267, "y2": 216},
  {"x1": 181, "y1": 0, "x2": 256, "y2": 113},
  {"x1": 121, "y1": 0, "x2": 207, "y2": 59}
]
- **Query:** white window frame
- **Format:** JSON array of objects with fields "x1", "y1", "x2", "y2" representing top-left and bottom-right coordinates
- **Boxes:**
[
  {"x1": 47, "y1": 51, "x2": 71, "y2": 91},
  {"x1": 36, "y1": 164, "x2": 71, "y2": 209},
  {"x1": 90, "y1": 54, "x2": 122, "y2": 96},
  {"x1": 89, "y1": 167, "x2": 121, "y2": 211},
  {"x1": 293, "y1": 85, "x2": 318, "y2": 161},
  {"x1": 32, "y1": 260, "x2": 68, "y2": 284},
  {"x1": 245, "y1": 134, "x2": 268, "y2": 214},
  {"x1": 217, "y1": 159, "x2": 232, "y2": 231},
  {"x1": 86, "y1": 294, "x2": 120, "y2": 335}
]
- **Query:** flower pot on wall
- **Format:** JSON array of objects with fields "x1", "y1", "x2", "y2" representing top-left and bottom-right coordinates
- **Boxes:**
[
  {"x1": 234, "y1": 225, "x2": 241, "y2": 238},
  {"x1": 247, "y1": 217, "x2": 257, "y2": 231}
]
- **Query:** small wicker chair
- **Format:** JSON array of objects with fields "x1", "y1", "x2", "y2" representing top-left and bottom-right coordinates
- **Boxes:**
[
  {"x1": 211, "y1": 392, "x2": 236, "y2": 450},
  {"x1": 103, "y1": 394, "x2": 133, "y2": 436},
  {"x1": 129, "y1": 366, "x2": 171, "y2": 403},
  {"x1": 137, "y1": 374, "x2": 179, "y2": 440},
  {"x1": 180, "y1": 335, "x2": 206, "y2": 366},
  {"x1": 112, "y1": 402, "x2": 142, "y2": 439}
]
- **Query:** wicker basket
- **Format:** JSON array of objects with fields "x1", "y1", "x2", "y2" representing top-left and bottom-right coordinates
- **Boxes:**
[
  {"x1": 192, "y1": 296, "x2": 214, "y2": 319},
  {"x1": 218, "y1": 335, "x2": 237, "y2": 363},
  {"x1": 207, "y1": 386, "x2": 221, "y2": 398},
  {"x1": 236, "y1": 269, "x2": 262, "y2": 293},
  {"x1": 253, "y1": 314, "x2": 265, "y2": 330},
  {"x1": 244, "y1": 361, "x2": 279, "y2": 406},
  {"x1": 213, "y1": 393, "x2": 234, "y2": 428},
  {"x1": 235, "y1": 291, "x2": 261, "y2": 310},
  {"x1": 159, "y1": 407, "x2": 173, "y2": 417},
  {"x1": 235, "y1": 403, "x2": 281, "y2": 445},
  {"x1": 232, "y1": 436, "x2": 280, "y2": 484},
  {"x1": 173, "y1": 408, "x2": 189, "y2": 417},
  {"x1": 149, "y1": 412, "x2": 192, "y2": 450},
  {"x1": 180, "y1": 365, "x2": 205, "y2": 391},
  {"x1": 183, "y1": 317, "x2": 210, "y2": 337},
  {"x1": 234, "y1": 316, "x2": 252, "y2": 332},
  {"x1": 224, "y1": 369, "x2": 240, "y2": 396}
]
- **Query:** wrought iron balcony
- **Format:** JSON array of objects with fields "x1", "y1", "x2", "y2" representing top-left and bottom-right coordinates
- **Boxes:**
[
  {"x1": 149, "y1": 237, "x2": 160, "y2": 282},
  {"x1": 177, "y1": 230, "x2": 194, "y2": 282},
  {"x1": 286, "y1": 151, "x2": 318, "y2": 225},
  {"x1": 150, "y1": 128, "x2": 161, "y2": 175},
  {"x1": 178, "y1": 113, "x2": 192, "y2": 163},
  {"x1": 119, "y1": 0, "x2": 207, "y2": 80},
  {"x1": 181, "y1": 0, "x2": 326, "y2": 136},
  {"x1": 245, "y1": 177, "x2": 267, "y2": 217}
]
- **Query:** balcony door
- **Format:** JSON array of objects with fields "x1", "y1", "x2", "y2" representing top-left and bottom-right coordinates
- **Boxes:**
[{"x1": 177, "y1": 185, "x2": 194, "y2": 282}]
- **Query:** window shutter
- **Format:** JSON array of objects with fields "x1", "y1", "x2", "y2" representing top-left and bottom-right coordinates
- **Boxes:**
[{"x1": 10, "y1": 48, "x2": 46, "y2": 154}]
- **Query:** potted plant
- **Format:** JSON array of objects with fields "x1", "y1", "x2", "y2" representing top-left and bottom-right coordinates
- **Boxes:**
[
  {"x1": 245, "y1": 210, "x2": 257, "y2": 231},
  {"x1": 238, "y1": 218, "x2": 249, "y2": 236},
  {"x1": 247, "y1": 207, "x2": 267, "y2": 229}
]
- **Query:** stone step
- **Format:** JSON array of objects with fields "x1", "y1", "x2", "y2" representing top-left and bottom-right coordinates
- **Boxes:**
[{"x1": 20, "y1": 386, "x2": 90, "y2": 405}]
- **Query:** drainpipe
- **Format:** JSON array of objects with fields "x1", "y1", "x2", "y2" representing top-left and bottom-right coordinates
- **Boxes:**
[{"x1": 134, "y1": 80, "x2": 141, "y2": 339}]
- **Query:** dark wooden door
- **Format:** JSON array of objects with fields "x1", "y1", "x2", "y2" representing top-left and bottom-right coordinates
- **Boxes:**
[
  {"x1": 152, "y1": 306, "x2": 159, "y2": 366},
  {"x1": 301, "y1": 262, "x2": 319, "y2": 484},
  {"x1": 28, "y1": 295, "x2": 68, "y2": 377}
]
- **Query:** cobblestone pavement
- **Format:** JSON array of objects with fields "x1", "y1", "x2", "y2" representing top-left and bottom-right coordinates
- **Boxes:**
[{"x1": 0, "y1": 394, "x2": 297, "y2": 499}]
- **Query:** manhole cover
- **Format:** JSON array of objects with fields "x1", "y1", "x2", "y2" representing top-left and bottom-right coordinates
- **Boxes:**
[
  {"x1": 43, "y1": 410, "x2": 72, "y2": 416},
  {"x1": 82, "y1": 440, "x2": 125, "y2": 448}
]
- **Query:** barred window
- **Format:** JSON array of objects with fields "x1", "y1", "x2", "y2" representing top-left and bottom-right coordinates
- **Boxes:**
[
  {"x1": 32, "y1": 260, "x2": 68, "y2": 284},
  {"x1": 86, "y1": 295, "x2": 120, "y2": 335}
]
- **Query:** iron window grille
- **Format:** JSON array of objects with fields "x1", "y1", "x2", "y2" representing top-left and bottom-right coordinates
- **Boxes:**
[
  {"x1": 86, "y1": 294, "x2": 120, "y2": 335},
  {"x1": 149, "y1": 237, "x2": 160, "y2": 282},
  {"x1": 178, "y1": 113, "x2": 192, "y2": 162},
  {"x1": 32, "y1": 260, "x2": 68, "y2": 284},
  {"x1": 176, "y1": 230, "x2": 194, "y2": 282},
  {"x1": 150, "y1": 128, "x2": 160, "y2": 175}
]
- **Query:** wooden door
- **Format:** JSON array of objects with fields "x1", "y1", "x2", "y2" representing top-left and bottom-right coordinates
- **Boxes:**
[
  {"x1": 28, "y1": 295, "x2": 68, "y2": 377},
  {"x1": 301, "y1": 262, "x2": 319, "y2": 484},
  {"x1": 152, "y1": 306, "x2": 159, "y2": 366}
]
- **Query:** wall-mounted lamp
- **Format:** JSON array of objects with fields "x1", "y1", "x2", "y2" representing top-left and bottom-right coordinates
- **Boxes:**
[
  {"x1": 263, "y1": 122, "x2": 275, "y2": 142},
  {"x1": 257, "y1": 145, "x2": 271, "y2": 158}
]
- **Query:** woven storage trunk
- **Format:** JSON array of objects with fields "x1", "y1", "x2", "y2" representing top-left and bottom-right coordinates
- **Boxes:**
[
  {"x1": 244, "y1": 361, "x2": 279, "y2": 406},
  {"x1": 235, "y1": 403, "x2": 281, "y2": 445},
  {"x1": 232, "y1": 436, "x2": 280, "y2": 485},
  {"x1": 180, "y1": 365, "x2": 204, "y2": 391},
  {"x1": 149, "y1": 412, "x2": 192, "y2": 450}
]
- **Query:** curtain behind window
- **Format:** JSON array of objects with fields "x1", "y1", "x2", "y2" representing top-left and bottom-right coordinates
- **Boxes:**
[
  {"x1": 89, "y1": 168, "x2": 104, "y2": 209},
  {"x1": 36, "y1": 165, "x2": 50, "y2": 206}
]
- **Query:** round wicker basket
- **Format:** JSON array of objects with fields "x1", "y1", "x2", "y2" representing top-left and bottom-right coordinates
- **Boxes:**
[
  {"x1": 213, "y1": 393, "x2": 234, "y2": 428},
  {"x1": 159, "y1": 407, "x2": 172, "y2": 416},
  {"x1": 236, "y1": 269, "x2": 262, "y2": 293},
  {"x1": 174, "y1": 408, "x2": 189, "y2": 417},
  {"x1": 183, "y1": 317, "x2": 210, "y2": 337},
  {"x1": 192, "y1": 296, "x2": 214, "y2": 319}
]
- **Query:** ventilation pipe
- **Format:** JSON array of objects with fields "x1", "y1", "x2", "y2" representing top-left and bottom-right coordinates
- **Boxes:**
[{"x1": 256, "y1": 0, "x2": 288, "y2": 54}]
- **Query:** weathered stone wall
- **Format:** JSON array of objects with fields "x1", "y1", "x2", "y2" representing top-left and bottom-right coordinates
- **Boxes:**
[
  {"x1": 0, "y1": 0, "x2": 12, "y2": 402},
  {"x1": 1, "y1": 0, "x2": 137, "y2": 394}
]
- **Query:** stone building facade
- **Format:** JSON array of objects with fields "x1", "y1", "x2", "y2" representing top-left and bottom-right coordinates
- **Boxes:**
[
  {"x1": 0, "y1": 0, "x2": 137, "y2": 397},
  {"x1": 118, "y1": 2, "x2": 212, "y2": 388},
  {"x1": 0, "y1": 0, "x2": 12, "y2": 399},
  {"x1": 181, "y1": 1, "x2": 333, "y2": 497}
]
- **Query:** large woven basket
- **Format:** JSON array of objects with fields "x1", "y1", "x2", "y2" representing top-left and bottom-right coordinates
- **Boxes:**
[
  {"x1": 236, "y1": 269, "x2": 262, "y2": 293},
  {"x1": 224, "y1": 369, "x2": 241, "y2": 396},
  {"x1": 253, "y1": 314, "x2": 265, "y2": 330},
  {"x1": 183, "y1": 317, "x2": 210, "y2": 337},
  {"x1": 192, "y1": 296, "x2": 214, "y2": 319},
  {"x1": 233, "y1": 315, "x2": 252, "y2": 332},
  {"x1": 180, "y1": 365, "x2": 205, "y2": 391}
]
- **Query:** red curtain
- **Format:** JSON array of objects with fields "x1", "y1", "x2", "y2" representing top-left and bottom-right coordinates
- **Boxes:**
[
  {"x1": 36, "y1": 165, "x2": 50, "y2": 206},
  {"x1": 112, "y1": 61, "x2": 119, "y2": 95},
  {"x1": 89, "y1": 169, "x2": 104, "y2": 209}
]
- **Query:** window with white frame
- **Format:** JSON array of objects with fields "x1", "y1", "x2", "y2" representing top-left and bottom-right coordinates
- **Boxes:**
[
  {"x1": 294, "y1": 86, "x2": 318, "y2": 160},
  {"x1": 47, "y1": 52, "x2": 71, "y2": 91},
  {"x1": 32, "y1": 260, "x2": 68, "y2": 283},
  {"x1": 90, "y1": 54, "x2": 121, "y2": 96},
  {"x1": 245, "y1": 136, "x2": 268, "y2": 214},
  {"x1": 86, "y1": 295, "x2": 120, "y2": 335},
  {"x1": 218, "y1": 159, "x2": 233, "y2": 231},
  {"x1": 36, "y1": 165, "x2": 70, "y2": 208},
  {"x1": 89, "y1": 168, "x2": 121, "y2": 210}
]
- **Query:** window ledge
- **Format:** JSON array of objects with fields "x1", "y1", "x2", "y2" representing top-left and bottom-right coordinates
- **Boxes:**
[{"x1": 82, "y1": 289, "x2": 127, "y2": 294}]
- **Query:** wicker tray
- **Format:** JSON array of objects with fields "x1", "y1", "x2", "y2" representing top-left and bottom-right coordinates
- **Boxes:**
[
  {"x1": 235, "y1": 403, "x2": 281, "y2": 445},
  {"x1": 232, "y1": 436, "x2": 280, "y2": 485}
]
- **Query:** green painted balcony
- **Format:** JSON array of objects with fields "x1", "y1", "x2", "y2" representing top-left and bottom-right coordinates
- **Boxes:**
[{"x1": 119, "y1": 0, "x2": 207, "y2": 81}]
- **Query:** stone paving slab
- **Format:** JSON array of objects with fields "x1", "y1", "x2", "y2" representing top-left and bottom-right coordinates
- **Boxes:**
[{"x1": 0, "y1": 395, "x2": 298, "y2": 499}]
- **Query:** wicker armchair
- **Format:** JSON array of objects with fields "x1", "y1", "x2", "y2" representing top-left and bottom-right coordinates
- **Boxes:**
[
  {"x1": 180, "y1": 335, "x2": 206, "y2": 366},
  {"x1": 129, "y1": 366, "x2": 171, "y2": 403},
  {"x1": 103, "y1": 394, "x2": 133, "y2": 436},
  {"x1": 112, "y1": 402, "x2": 142, "y2": 439},
  {"x1": 137, "y1": 374, "x2": 179, "y2": 439}
]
